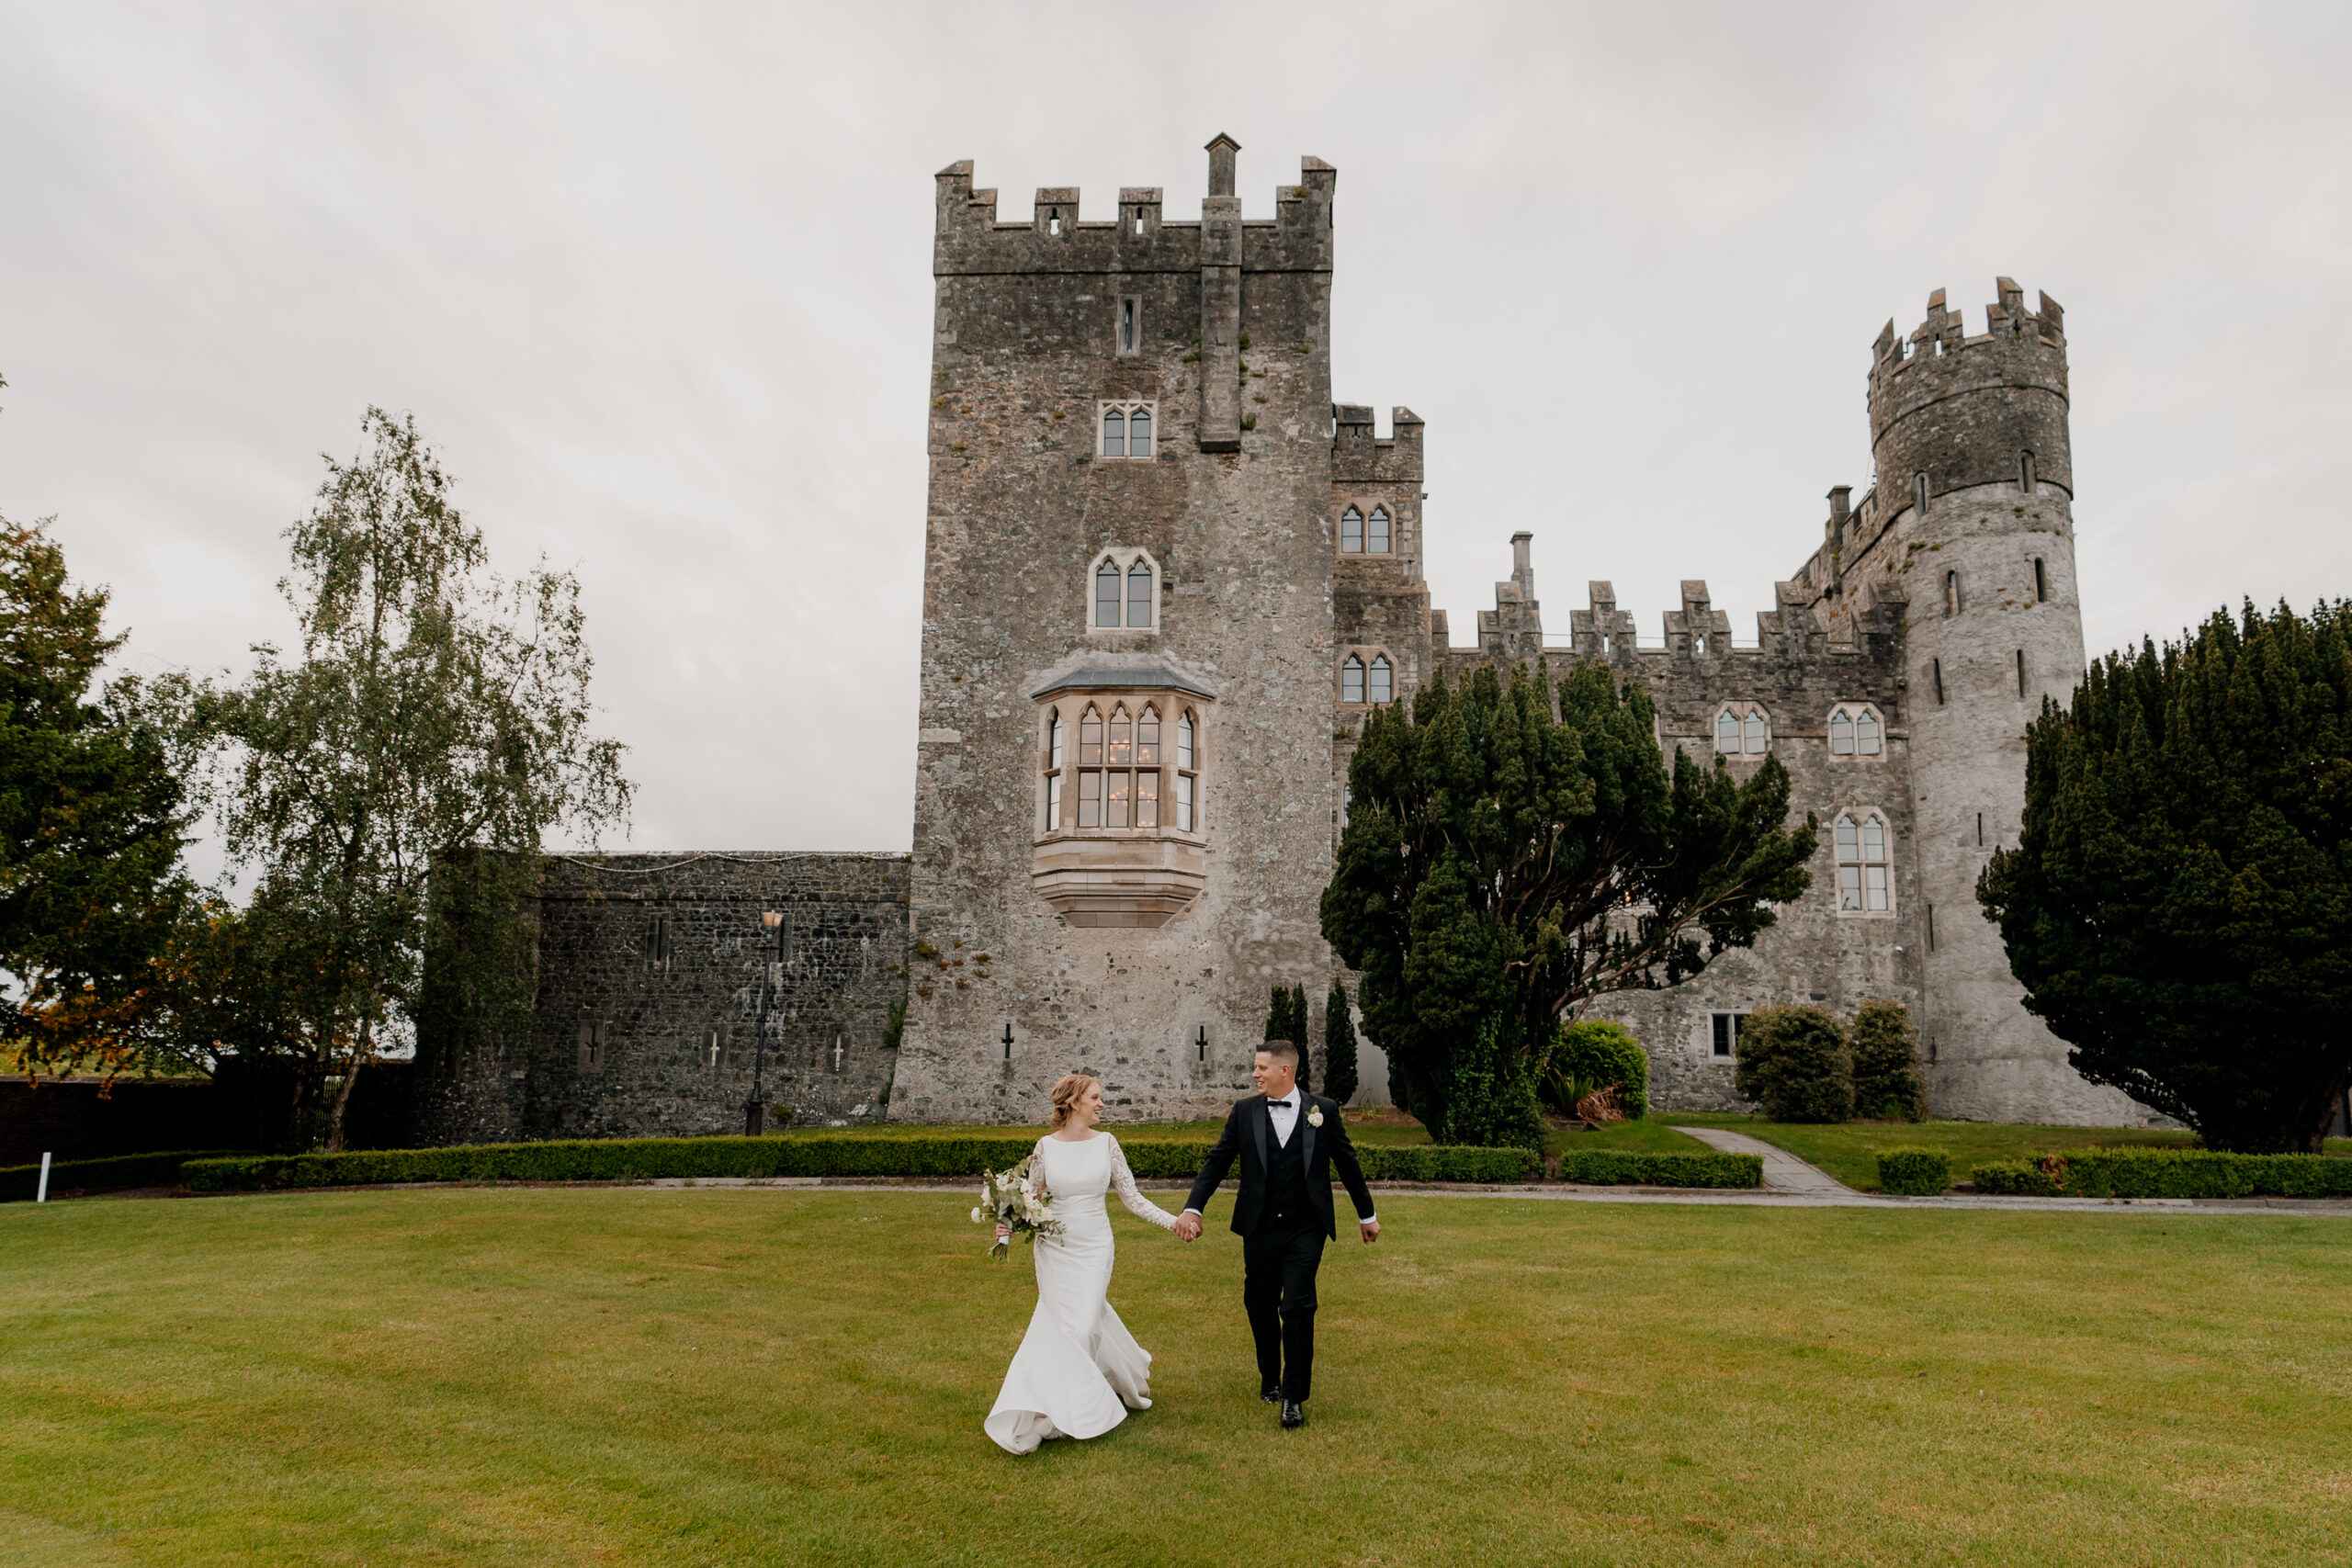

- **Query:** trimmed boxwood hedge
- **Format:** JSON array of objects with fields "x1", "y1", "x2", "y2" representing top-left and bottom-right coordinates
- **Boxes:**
[
  {"x1": 1553, "y1": 1149, "x2": 1762, "y2": 1189},
  {"x1": 175, "y1": 1134, "x2": 1565, "y2": 1194},
  {"x1": 1972, "y1": 1147, "x2": 2352, "y2": 1200},
  {"x1": 1875, "y1": 1147, "x2": 1951, "y2": 1196},
  {"x1": 1, "y1": 1150, "x2": 255, "y2": 1203}
]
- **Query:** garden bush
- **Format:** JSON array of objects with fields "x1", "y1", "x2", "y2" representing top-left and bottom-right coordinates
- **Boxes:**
[
  {"x1": 176, "y1": 1134, "x2": 1547, "y2": 1194},
  {"x1": 1, "y1": 1150, "x2": 255, "y2": 1203},
  {"x1": 1542, "y1": 1020, "x2": 1650, "y2": 1120},
  {"x1": 1554, "y1": 1149, "x2": 1761, "y2": 1188},
  {"x1": 1849, "y1": 1000, "x2": 1928, "y2": 1122},
  {"x1": 1733, "y1": 1005, "x2": 1853, "y2": 1122},
  {"x1": 1971, "y1": 1147, "x2": 2352, "y2": 1200},
  {"x1": 1971, "y1": 1158, "x2": 2064, "y2": 1196},
  {"x1": 1874, "y1": 1146, "x2": 1951, "y2": 1195}
]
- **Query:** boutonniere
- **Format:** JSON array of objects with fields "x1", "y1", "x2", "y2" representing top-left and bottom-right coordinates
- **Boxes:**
[{"x1": 1306, "y1": 1107, "x2": 1324, "y2": 1128}]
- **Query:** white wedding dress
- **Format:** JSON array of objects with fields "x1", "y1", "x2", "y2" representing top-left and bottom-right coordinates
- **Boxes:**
[{"x1": 985, "y1": 1132, "x2": 1178, "y2": 1455}]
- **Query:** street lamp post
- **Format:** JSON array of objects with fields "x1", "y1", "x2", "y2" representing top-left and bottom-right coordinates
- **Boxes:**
[{"x1": 746, "y1": 909, "x2": 783, "y2": 1135}]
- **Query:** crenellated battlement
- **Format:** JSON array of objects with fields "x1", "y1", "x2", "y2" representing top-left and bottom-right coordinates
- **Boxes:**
[
  {"x1": 1870, "y1": 278, "x2": 2068, "y2": 435},
  {"x1": 1867, "y1": 276, "x2": 2075, "y2": 516},
  {"x1": 932, "y1": 146, "x2": 1336, "y2": 276},
  {"x1": 1331, "y1": 405, "x2": 1424, "y2": 483}
]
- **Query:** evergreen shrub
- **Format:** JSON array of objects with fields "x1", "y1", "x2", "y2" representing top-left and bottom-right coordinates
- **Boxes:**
[
  {"x1": 1734, "y1": 1005, "x2": 1853, "y2": 1122},
  {"x1": 1323, "y1": 980, "x2": 1361, "y2": 1106},
  {"x1": 176, "y1": 1134, "x2": 1546, "y2": 1192},
  {"x1": 1849, "y1": 1000, "x2": 1928, "y2": 1121},
  {"x1": 0, "y1": 1149, "x2": 254, "y2": 1202},
  {"x1": 1971, "y1": 1158, "x2": 2064, "y2": 1197},
  {"x1": 1542, "y1": 1020, "x2": 1650, "y2": 1119},
  {"x1": 1554, "y1": 1149, "x2": 1760, "y2": 1188},
  {"x1": 1874, "y1": 1146, "x2": 1951, "y2": 1195},
  {"x1": 1972, "y1": 1147, "x2": 2352, "y2": 1199}
]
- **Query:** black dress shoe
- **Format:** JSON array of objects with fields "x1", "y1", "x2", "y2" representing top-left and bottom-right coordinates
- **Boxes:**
[
  {"x1": 1281, "y1": 1400, "x2": 1305, "y2": 1429},
  {"x1": 1261, "y1": 1384, "x2": 1283, "y2": 1404}
]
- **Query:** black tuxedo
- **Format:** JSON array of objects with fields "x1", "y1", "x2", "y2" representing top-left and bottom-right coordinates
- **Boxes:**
[{"x1": 1183, "y1": 1093, "x2": 1376, "y2": 1404}]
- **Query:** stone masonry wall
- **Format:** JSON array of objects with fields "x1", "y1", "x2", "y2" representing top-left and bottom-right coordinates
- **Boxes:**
[{"x1": 412, "y1": 852, "x2": 910, "y2": 1144}]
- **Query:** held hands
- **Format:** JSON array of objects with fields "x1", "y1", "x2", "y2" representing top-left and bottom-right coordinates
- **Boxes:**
[
  {"x1": 1360, "y1": 1219, "x2": 1380, "y2": 1245},
  {"x1": 1172, "y1": 1212, "x2": 1203, "y2": 1242}
]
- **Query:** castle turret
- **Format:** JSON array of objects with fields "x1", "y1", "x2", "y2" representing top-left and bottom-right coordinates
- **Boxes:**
[{"x1": 1875, "y1": 280, "x2": 2136, "y2": 1123}]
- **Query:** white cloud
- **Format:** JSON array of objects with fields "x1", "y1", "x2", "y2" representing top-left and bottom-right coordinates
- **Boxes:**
[{"x1": 3, "y1": 0, "x2": 2345, "y2": 858}]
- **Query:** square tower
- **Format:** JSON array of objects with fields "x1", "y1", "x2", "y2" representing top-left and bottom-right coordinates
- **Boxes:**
[{"x1": 891, "y1": 141, "x2": 1351, "y2": 1121}]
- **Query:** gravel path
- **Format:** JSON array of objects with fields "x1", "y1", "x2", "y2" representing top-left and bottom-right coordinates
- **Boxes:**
[{"x1": 1667, "y1": 1124, "x2": 1856, "y2": 1196}]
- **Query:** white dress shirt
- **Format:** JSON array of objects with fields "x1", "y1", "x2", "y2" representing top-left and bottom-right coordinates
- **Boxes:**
[{"x1": 1265, "y1": 1087, "x2": 1304, "y2": 1146}]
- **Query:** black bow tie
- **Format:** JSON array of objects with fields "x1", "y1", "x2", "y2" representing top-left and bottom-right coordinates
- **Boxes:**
[{"x1": 1270, "y1": 1100, "x2": 1294, "y2": 1111}]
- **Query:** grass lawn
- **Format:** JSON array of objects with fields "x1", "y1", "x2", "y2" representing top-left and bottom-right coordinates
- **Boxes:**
[{"x1": 8, "y1": 1189, "x2": 2352, "y2": 1565}]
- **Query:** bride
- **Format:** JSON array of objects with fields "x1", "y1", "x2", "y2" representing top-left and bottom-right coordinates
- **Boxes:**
[{"x1": 984, "y1": 1072, "x2": 1179, "y2": 1454}]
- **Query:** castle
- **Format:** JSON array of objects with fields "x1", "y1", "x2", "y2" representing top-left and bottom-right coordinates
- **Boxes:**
[{"x1": 411, "y1": 139, "x2": 2145, "y2": 1145}]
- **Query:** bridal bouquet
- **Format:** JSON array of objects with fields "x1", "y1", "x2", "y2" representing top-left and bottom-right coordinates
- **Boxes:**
[{"x1": 973, "y1": 1156, "x2": 1063, "y2": 1258}]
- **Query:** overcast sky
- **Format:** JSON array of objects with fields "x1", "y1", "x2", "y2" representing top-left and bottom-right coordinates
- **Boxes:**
[{"x1": 3, "y1": 2, "x2": 2346, "y2": 863}]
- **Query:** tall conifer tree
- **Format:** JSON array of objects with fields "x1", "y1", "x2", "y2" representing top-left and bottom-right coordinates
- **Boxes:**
[{"x1": 1980, "y1": 600, "x2": 2352, "y2": 1151}]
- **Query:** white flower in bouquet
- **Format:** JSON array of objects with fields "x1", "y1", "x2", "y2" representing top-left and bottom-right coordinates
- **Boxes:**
[{"x1": 973, "y1": 1155, "x2": 1065, "y2": 1259}]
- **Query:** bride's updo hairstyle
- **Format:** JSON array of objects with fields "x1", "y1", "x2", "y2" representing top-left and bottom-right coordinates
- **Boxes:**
[{"x1": 1047, "y1": 1073, "x2": 1102, "y2": 1130}]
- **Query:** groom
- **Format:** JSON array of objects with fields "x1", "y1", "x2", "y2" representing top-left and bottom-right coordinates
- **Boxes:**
[{"x1": 1174, "y1": 1039, "x2": 1378, "y2": 1429}]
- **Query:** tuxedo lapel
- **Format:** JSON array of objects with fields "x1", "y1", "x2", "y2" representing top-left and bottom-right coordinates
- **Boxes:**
[
  {"x1": 1298, "y1": 1092, "x2": 1319, "y2": 1175},
  {"x1": 1250, "y1": 1092, "x2": 1271, "y2": 1176}
]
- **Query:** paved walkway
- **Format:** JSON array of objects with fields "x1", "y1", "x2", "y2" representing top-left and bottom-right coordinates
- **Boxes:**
[{"x1": 1668, "y1": 1125, "x2": 1855, "y2": 1196}]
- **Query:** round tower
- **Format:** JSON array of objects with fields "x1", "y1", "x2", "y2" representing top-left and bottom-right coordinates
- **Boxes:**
[{"x1": 1872, "y1": 280, "x2": 2140, "y2": 1124}]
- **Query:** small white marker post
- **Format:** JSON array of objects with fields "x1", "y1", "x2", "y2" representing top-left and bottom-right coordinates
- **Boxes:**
[{"x1": 36, "y1": 1152, "x2": 51, "y2": 1204}]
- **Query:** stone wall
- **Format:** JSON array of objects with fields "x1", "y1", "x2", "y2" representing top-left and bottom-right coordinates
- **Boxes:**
[{"x1": 412, "y1": 852, "x2": 910, "y2": 1144}]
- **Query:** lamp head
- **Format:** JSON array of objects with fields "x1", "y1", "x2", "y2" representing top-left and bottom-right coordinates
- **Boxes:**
[{"x1": 763, "y1": 910, "x2": 783, "y2": 929}]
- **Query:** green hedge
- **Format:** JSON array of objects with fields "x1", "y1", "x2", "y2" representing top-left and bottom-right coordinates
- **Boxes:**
[
  {"x1": 176, "y1": 1134, "x2": 1553, "y2": 1194},
  {"x1": 1971, "y1": 1158, "x2": 2063, "y2": 1196},
  {"x1": 1554, "y1": 1149, "x2": 1762, "y2": 1188},
  {"x1": 1972, "y1": 1147, "x2": 2352, "y2": 1200},
  {"x1": 1358, "y1": 1145, "x2": 1541, "y2": 1183},
  {"x1": 1, "y1": 1150, "x2": 255, "y2": 1203},
  {"x1": 1875, "y1": 1147, "x2": 1951, "y2": 1196}
]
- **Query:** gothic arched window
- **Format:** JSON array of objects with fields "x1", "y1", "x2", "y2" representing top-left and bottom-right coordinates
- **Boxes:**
[
  {"x1": 1098, "y1": 401, "x2": 1154, "y2": 460},
  {"x1": 1368, "y1": 507, "x2": 1391, "y2": 553},
  {"x1": 1340, "y1": 507, "x2": 1363, "y2": 554},
  {"x1": 1341, "y1": 655, "x2": 1365, "y2": 704},
  {"x1": 1056, "y1": 699, "x2": 1193, "y2": 835},
  {"x1": 1043, "y1": 709, "x2": 1066, "y2": 830},
  {"x1": 1076, "y1": 705, "x2": 1105, "y2": 827},
  {"x1": 1828, "y1": 704, "x2": 1883, "y2": 757},
  {"x1": 1835, "y1": 811, "x2": 1893, "y2": 913},
  {"x1": 1369, "y1": 654, "x2": 1394, "y2": 704},
  {"x1": 1715, "y1": 705, "x2": 1769, "y2": 755},
  {"x1": 1175, "y1": 708, "x2": 1198, "y2": 831},
  {"x1": 1089, "y1": 551, "x2": 1158, "y2": 630}
]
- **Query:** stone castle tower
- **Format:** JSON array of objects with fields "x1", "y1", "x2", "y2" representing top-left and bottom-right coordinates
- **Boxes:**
[
  {"x1": 411, "y1": 141, "x2": 2153, "y2": 1145},
  {"x1": 888, "y1": 137, "x2": 2147, "y2": 1128},
  {"x1": 889, "y1": 139, "x2": 1362, "y2": 1119},
  {"x1": 1783, "y1": 283, "x2": 2136, "y2": 1122}
]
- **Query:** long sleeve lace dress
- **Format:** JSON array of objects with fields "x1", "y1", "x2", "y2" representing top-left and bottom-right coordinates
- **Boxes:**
[{"x1": 983, "y1": 1133, "x2": 1178, "y2": 1454}]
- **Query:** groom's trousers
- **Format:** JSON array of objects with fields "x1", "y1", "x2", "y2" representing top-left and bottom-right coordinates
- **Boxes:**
[{"x1": 1242, "y1": 1221, "x2": 1326, "y2": 1403}]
